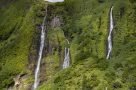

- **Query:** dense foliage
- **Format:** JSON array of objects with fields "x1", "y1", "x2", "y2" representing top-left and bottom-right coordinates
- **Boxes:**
[
  {"x1": 0, "y1": 0, "x2": 46, "y2": 89},
  {"x1": 0, "y1": 0, "x2": 136, "y2": 90},
  {"x1": 39, "y1": 0, "x2": 136, "y2": 90}
]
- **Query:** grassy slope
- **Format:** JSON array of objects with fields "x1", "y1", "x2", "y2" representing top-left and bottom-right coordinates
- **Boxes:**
[{"x1": 38, "y1": 0, "x2": 136, "y2": 90}]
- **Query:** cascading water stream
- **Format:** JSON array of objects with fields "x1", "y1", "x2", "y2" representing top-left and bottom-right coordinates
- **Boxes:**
[
  {"x1": 63, "y1": 39, "x2": 70, "y2": 69},
  {"x1": 106, "y1": 6, "x2": 114, "y2": 59},
  {"x1": 33, "y1": 1, "x2": 64, "y2": 89},
  {"x1": 33, "y1": 9, "x2": 47, "y2": 90}
]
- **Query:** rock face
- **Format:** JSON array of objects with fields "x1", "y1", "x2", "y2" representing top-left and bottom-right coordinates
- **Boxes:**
[
  {"x1": 14, "y1": 75, "x2": 21, "y2": 89},
  {"x1": 7, "y1": 75, "x2": 32, "y2": 90},
  {"x1": 50, "y1": 16, "x2": 62, "y2": 28}
]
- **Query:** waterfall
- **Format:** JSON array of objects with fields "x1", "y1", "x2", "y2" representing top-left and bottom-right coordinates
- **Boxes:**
[
  {"x1": 106, "y1": 6, "x2": 114, "y2": 59},
  {"x1": 63, "y1": 48, "x2": 70, "y2": 69},
  {"x1": 32, "y1": 1, "x2": 64, "y2": 89},
  {"x1": 33, "y1": 9, "x2": 47, "y2": 90},
  {"x1": 63, "y1": 39, "x2": 70, "y2": 69}
]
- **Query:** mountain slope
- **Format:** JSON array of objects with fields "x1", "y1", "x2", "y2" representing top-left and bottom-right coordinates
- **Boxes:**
[
  {"x1": 0, "y1": 0, "x2": 46, "y2": 89},
  {"x1": 38, "y1": 0, "x2": 136, "y2": 90},
  {"x1": 0, "y1": 0, "x2": 136, "y2": 90}
]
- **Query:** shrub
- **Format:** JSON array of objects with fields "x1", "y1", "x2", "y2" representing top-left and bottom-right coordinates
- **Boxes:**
[{"x1": 112, "y1": 81, "x2": 122, "y2": 89}]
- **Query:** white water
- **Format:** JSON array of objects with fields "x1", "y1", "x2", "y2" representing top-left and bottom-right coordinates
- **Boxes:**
[
  {"x1": 106, "y1": 6, "x2": 114, "y2": 59},
  {"x1": 63, "y1": 39, "x2": 70, "y2": 69},
  {"x1": 45, "y1": 0, "x2": 64, "y2": 3},
  {"x1": 33, "y1": 16, "x2": 46, "y2": 90}
]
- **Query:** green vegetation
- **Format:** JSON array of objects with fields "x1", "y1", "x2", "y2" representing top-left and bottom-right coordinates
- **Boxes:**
[
  {"x1": 38, "y1": 0, "x2": 136, "y2": 90},
  {"x1": 0, "y1": 0, "x2": 47, "y2": 89},
  {"x1": 0, "y1": 0, "x2": 136, "y2": 90}
]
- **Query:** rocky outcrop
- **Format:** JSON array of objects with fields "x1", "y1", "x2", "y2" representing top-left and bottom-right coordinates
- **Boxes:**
[
  {"x1": 8, "y1": 74, "x2": 32, "y2": 90},
  {"x1": 50, "y1": 16, "x2": 62, "y2": 28}
]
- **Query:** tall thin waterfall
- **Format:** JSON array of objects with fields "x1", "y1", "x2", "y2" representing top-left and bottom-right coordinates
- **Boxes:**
[
  {"x1": 63, "y1": 39, "x2": 70, "y2": 69},
  {"x1": 33, "y1": 9, "x2": 47, "y2": 90},
  {"x1": 106, "y1": 6, "x2": 114, "y2": 59}
]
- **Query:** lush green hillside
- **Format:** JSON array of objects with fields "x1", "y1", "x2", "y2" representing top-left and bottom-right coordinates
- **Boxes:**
[
  {"x1": 0, "y1": 0, "x2": 136, "y2": 90},
  {"x1": 38, "y1": 0, "x2": 136, "y2": 90},
  {"x1": 0, "y1": 0, "x2": 46, "y2": 89}
]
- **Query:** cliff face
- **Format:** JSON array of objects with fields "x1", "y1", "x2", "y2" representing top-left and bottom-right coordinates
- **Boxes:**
[
  {"x1": 0, "y1": 0, "x2": 136, "y2": 90},
  {"x1": 0, "y1": 0, "x2": 46, "y2": 89},
  {"x1": 39, "y1": 0, "x2": 136, "y2": 90}
]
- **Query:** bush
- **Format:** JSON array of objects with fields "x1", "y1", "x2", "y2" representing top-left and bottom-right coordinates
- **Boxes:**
[
  {"x1": 112, "y1": 81, "x2": 122, "y2": 89},
  {"x1": 113, "y1": 63, "x2": 123, "y2": 70},
  {"x1": 82, "y1": 74, "x2": 100, "y2": 90}
]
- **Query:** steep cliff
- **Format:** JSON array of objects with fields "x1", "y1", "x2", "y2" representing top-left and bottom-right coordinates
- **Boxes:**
[
  {"x1": 0, "y1": 0, "x2": 46, "y2": 89},
  {"x1": 39, "y1": 0, "x2": 136, "y2": 90},
  {"x1": 0, "y1": 0, "x2": 136, "y2": 90}
]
